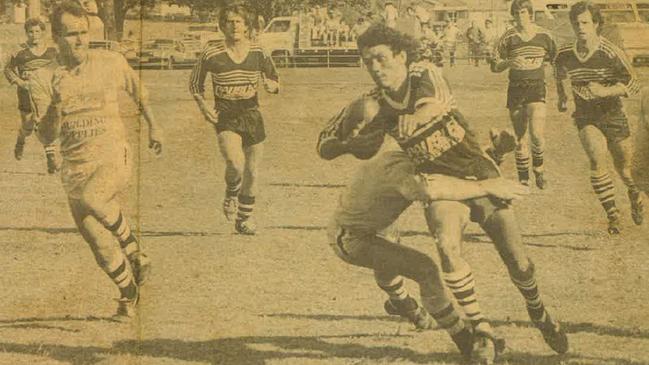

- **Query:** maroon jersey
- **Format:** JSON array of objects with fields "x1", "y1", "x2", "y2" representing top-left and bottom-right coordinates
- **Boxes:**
[
  {"x1": 554, "y1": 37, "x2": 640, "y2": 115},
  {"x1": 494, "y1": 26, "x2": 556, "y2": 81},
  {"x1": 375, "y1": 62, "x2": 499, "y2": 180},
  {"x1": 189, "y1": 40, "x2": 279, "y2": 114},
  {"x1": 4, "y1": 46, "x2": 58, "y2": 84}
]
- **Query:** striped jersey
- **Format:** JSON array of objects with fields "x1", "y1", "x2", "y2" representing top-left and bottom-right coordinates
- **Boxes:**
[
  {"x1": 3, "y1": 46, "x2": 57, "y2": 84},
  {"x1": 189, "y1": 40, "x2": 279, "y2": 114},
  {"x1": 494, "y1": 26, "x2": 556, "y2": 81},
  {"x1": 554, "y1": 37, "x2": 640, "y2": 112}
]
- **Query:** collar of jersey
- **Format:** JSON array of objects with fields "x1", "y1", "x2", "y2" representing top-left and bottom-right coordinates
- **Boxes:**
[
  {"x1": 380, "y1": 76, "x2": 411, "y2": 110},
  {"x1": 572, "y1": 36, "x2": 601, "y2": 63}
]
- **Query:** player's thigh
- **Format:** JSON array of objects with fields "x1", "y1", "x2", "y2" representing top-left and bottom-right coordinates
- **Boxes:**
[
  {"x1": 526, "y1": 102, "x2": 546, "y2": 135},
  {"x1": 243, "y1": 141, "x2": 264, "y2": 172},
  {"x1": 68, "y1": 199, "x2": 120, "y2": 262},
  {"x1": 608, "y1": 134, "x2": 633, "y2": 165},
  {"x1": 509, "y1": 107, "x2": 528, "y2": 138},
  {"x1": 81, "y1": 163, "x2": 128, "y2": 207},
  {"x1": 578, "y1": 125, "x2": 609, "y2": 168},
  {"x1": 217, "y1": 131, "x2": 245, "y2": 166},
  {"x1": 424, "y1": 201, "x2": 469, "y2": 242}
]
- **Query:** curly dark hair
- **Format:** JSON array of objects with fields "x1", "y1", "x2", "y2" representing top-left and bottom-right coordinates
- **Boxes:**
[
  {"x1": 356, "y1": 24, "x2": 420, "y2": 66},
  {"x1": 50, "y1": 1, "x2": 88, "y2": 37},
  {"x1": 24, "y1": 17, "x2": 46, "y2": 33},
  {"x1": 569, "y1": 1, "x2": 604, "y2": 34}
]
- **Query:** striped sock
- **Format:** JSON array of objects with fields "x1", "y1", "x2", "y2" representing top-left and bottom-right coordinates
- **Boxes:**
[
  {"x1": 425, "y1": 301, "x2": 466, "y2": 336},
  {"x1": 104, "y1": 212, "x2": 139, "y2": 257},
  {"x1": 237, "y1": 195, "x2": 255, "y2": 222},
  {"x1": 510, "y1": 263, "x2": 546, "y2": 322},
  {"x1": 590, "y1": 172, "x2": 619, "y2": 218},
  {"x1": 532, "y1": 145, "x2": 544, "y2": 173},
  {"x1": 515, "y1": 149, "x2": 530, "y2": 183},
  {"x1": 444, "y1": 268, "x2": 485, "y2": 324},
  {"x1": 44, "y1": 144, "x2": 57, "y2": 157},
  {"x1": 226, "y1": 178, "x2": 242, "y2": 198},
  {"x1": 108, "y1": 258, "x2": 137, "y2": 299},
  {"x1": 376, "y1": 276, "x2": 409, "y2": 302}
]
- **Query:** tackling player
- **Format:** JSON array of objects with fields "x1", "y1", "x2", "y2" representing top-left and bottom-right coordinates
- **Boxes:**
[
  {"x1": 554, "y1": 1, "x2": 643, "y2": 234},
  {"x1": 3, "y1": 17, "x2": 59, "y2": 173},
  {"x1": 30, "y1": 1, "x2": 163, "y2": 319},
  {"x1": 490, "y1": 0, "x2": 557, "y2": 189},
  {"x1": 352, "y1": 24, "x2": 569, "y2": 355},
  {"x1": 318, "y1": 115, "x2": 528, "y2": 362},
  {"x1": 190, "y1": 4, "x2": 279, "y2": 235}
]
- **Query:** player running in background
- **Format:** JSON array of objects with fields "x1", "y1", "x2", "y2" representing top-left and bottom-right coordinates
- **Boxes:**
[
  {"x1": 190, "y1": 4, "x2": 279, "y2": 235},
  {"x1": 490, "y1": 0, "x2": 557, "y2": 189},
  {"x1": 317, "y1": 104, "x2": 528, "y2": 362},
  {"x1": 4, "y1": 17, "x2": 59, "y2": 173},
  {"x1": 555, "y1": 1, "x2": 643, "y2": 234},
  {"x1": 354, "y1": 24, "x2": 568, "y2": 355},
  {"x1": 30, "y1": 1, "x2": 163, "y2": 319}
]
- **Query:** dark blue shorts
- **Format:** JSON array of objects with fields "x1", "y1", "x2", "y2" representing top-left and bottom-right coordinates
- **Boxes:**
[
  {"x1": 507, "y1": 79, "x2": 546, "y2": 109},
  {"x1": 215, "y1": 108, "x2": 266, "y2": 147}
]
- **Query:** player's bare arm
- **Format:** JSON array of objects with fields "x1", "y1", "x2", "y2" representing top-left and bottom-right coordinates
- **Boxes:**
[
  {"x1": 587, "y1": 82, "x2": 629, "y2": 99},
  {"x1": 411, "y1": 175, "x2": 530, "y2": 203},
  {"x1": 139, "y1": 102, "x2": 163, "y2": 155}
]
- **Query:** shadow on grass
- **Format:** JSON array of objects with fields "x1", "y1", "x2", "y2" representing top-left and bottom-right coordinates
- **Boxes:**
[
  {"x1": 264, "y1": 313, "x2": 649, "y2": 340},
  {"x1": 1, "y1": 333, "x2": 647, "y2": 365}
]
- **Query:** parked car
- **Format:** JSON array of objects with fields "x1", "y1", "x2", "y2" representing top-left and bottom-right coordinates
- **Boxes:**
[
  {"x1": 126, "y1": 38, "x2": 197, "y2": 69},
  {"x1": 89, "y1": 40, "x2": 129, "y2": 54}
]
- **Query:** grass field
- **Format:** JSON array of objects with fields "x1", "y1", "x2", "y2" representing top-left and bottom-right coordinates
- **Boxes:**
[{"x1": 1, "y1": 60, "x2": 649, "y2": 365}]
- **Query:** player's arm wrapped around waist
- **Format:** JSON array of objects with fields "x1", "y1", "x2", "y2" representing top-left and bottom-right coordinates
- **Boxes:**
[{"x1": 408, "y1": 174, "x2": 530, "y2": 205}]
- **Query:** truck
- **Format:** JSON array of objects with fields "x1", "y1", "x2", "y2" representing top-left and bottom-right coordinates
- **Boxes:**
[
  {"x1": 532, "y1": 0, "x2": 649, "y2": 66},
  {"x1": 258, "y1": 15, "x2": 361, "y2": 67}
]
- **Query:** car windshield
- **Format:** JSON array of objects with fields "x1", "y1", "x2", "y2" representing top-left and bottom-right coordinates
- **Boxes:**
[{"x1": 266, "y1": 20, "x2": 290, "y2": 33}]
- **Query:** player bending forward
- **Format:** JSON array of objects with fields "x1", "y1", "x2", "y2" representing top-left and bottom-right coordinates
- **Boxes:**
[
  {"x1": 555, "y1": 1, "x2": 643, "y2": 234},
  {"x1": 30, "y1": 1, "x2": 163, "y2": 319},
  {"x1": 349, "y1": 24, "x2": 568, "y2": 354},
  {"x1": 190, "y1": 4, "x2": 279, "y2": 235},
  {"x1": 3, "y1": 17, "x2": 59, "y2": 173}
]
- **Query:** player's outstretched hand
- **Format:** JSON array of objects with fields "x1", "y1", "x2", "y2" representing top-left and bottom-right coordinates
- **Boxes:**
[
  {"x1": 483, "y1": 178, "x2": 530, "y2": 201},
  {"x1": 149, "y1": 127, "x2": 163, "y2": 155},
  {"x1": 586, "y1": 82, "x2": 610, "y2": 98}
]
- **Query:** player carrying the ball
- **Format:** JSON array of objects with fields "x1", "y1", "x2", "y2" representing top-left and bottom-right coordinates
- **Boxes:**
[
  {"x1": 29, "y1": 1, "x2": 163, "y2": 319},
  {"x1": 490, "y1": 0, "x2": 557, "y2": 188},
  {"x1": 190, "y1": 4, "x2": 279, "y2": 235},
  {"x1": 4, "y1": 17, "x2": 59, "y2": 173},
  {"x1": 554, "y1": 1, "x2": 643, "y2": 234},
  {"x1": 335, "y1": 23, "x2": 568, "y2": 355},
  {"x1": 318, "y1": 102, "x2": 528, "y2": 363}
]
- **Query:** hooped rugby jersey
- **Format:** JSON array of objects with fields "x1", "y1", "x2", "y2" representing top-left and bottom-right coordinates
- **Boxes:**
[
  {"x1": 3, "y1": 46, "x2": 58, "y2": 84},
  {"x1": 554, "y1": 37, "x2": 640, "y2": 113},
  {"x1": 374, "y1": 62, "x2": 495, "y2": 179},
  {"x1": 189, "y1": 40, "x2": 279, "y2": 114},
  {"x1": 30, "y1": 50, "x2": 148, "y2": 163},
  {"x1": 494, "y1": 26, "x2": 556, "y2": 81}
]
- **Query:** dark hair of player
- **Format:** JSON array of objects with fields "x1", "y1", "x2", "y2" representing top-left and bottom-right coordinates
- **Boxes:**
[
  {"x1": 569, "y1": 1, "x2": 604, "y2": 34},
  {"x1": 357, "y1": 24, "x2": 420, "y2": 66},
  {"x1": 24, "y1": 17, "x2": 46, "y2": 33},
  {"x1": 510, "y1": 0, "x2": 534, "y2": 18},
  {"x1": 219, "y1": 4, "x2": 255, "y2": 36},
  {"x1": 50, "y1": 1, "x2": 88, "y2": 37}
]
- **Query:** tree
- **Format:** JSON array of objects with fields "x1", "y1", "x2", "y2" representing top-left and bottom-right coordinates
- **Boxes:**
[{"x1": 97, "y1": 0, "x2": 156, "y2": 40}]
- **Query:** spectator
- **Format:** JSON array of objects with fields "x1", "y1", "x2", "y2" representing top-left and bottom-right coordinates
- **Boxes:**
[
  {"x1": 442, "y1": 20, "x2": 459, "y2": 67},
  {"x1": 466, "y1": 20, "x2": 483, "y2": 66},
  {"x1": 384, "y1": 1, "x2": 398, "y2": 29},
  {"x1": 350, "y1": 17, "x2": 370, "y2": 41},
  {"x1": 483, "y1": 19, "x2": 499, "y2": 61}
]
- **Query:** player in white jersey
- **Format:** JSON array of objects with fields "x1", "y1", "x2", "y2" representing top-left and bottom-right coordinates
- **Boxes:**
[
  {"x1": 30, "y1": 1, "x2": 163, "y2": 319},
  {"x1": 190, "y1": 4, "x2": 279, "y2": 235},
  {"x1": 490, "y1": 0, "x2": 557, "y2": 188}
]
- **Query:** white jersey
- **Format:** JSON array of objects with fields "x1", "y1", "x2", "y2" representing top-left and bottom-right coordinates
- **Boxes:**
[{"x1": 31, "y1": 50, "x2": 147, "y2": 163}]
